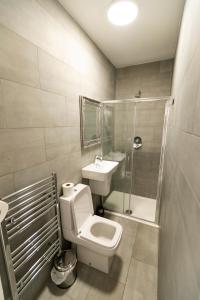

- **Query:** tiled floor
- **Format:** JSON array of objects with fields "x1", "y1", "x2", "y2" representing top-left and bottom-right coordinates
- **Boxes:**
[{"x1": 37, "y1": 214, "x2": 159, "y2": 300}]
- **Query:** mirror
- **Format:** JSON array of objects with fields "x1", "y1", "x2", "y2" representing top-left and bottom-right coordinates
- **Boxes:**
[{"x1": 80, "y1": 96, "x2": 102, "y2": 148}]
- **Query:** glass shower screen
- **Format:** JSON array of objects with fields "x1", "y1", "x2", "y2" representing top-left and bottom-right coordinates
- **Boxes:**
[{"x1": 102, "y1": 99, "x2": 167, "y2": 224}]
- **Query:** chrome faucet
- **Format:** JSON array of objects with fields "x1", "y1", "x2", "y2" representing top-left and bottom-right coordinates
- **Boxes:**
[{"x1": 95, "y1": 155, "x2": 103, "y2": 166}]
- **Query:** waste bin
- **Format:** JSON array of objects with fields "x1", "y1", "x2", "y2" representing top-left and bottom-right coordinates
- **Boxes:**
[{"x1": 51, "y1": 249, "x2": 77, "y2": 288}]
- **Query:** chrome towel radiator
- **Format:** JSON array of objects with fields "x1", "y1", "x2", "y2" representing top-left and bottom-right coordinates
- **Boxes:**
[{"x1": 0, "y1": 173, "x2": 62, "y2": 300}]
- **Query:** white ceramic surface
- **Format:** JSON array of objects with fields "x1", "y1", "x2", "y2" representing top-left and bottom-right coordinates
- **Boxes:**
[
  {"x1": 82, "y1": 160, "x2": 119, "y2": 181},
  {"x1": 0, "y1": 201, "x2": 8, "y2": 224}
]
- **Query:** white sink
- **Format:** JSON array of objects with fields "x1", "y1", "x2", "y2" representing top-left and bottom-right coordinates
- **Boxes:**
[
  {"x1": 82, "y1": 160, "x2": 119, "y2": 196},
  {"x1": 82, "y1": 160, "x2": 119, "y2": 181}
]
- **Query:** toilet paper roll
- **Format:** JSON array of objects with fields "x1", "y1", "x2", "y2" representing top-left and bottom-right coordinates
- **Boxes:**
[{"x1": 62, "y1": 182, "x2": 74, "y2": 197}]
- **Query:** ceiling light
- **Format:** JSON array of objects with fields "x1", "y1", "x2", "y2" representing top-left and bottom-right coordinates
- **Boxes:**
[{"x1": 107, "y1": 0, "x2": 138, "y2": 26}]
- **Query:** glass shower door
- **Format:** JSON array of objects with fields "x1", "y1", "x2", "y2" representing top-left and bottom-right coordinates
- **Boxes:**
[
  {"x1": 102, "y1": 102, "x2": 135, "y2": 214},
  {"x1": 123, "y1": 100, "x2": 166, "y2": 222}
]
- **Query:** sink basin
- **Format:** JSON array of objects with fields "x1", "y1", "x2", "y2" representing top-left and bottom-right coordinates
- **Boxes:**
[
  {"x1": 82, "y1": 160, "x2": 119, "y2": 196},
  {"x1": 82, "y1": 160, "x2": 119, "y2": 181}
]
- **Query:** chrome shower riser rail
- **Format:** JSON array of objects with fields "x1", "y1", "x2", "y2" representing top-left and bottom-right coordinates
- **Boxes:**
[{"x1": 0, "y1": 173, "x2": 62, "y2": 300}]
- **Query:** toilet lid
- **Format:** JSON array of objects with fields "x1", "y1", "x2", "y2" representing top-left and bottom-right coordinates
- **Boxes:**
[{"x1": 71, "y1": 184, "x2": 94, "y2": 234}]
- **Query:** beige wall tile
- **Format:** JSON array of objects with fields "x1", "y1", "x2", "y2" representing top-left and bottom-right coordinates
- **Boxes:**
[
  {"x1": 40, "y1": 90, "x2": 67, "y2": 127},
  {"x1": 159, "y1": 0, "x2": 200, "y2": 299},
  {"x1": 115, "y1": 59, "x2": 173, "y2": 99},
  {"x1": 0, "y1": 1, "x2": 115, "y2": 299},
  {"x1": 0, "y1": 128, "x2": 46, "y2": 176},
  {"x1": 2, "y1": 80, "x2": 43, "y2": 128},
  {"x1": 38, "y1": 49, "x2": 80, "y2": 96},
  {"x1": 44, "y1": 127, "x2": 80, "y2": 161},
  {"x1": 0, "y1": 24, "x2": 39, "y2": 87},
  {"x1": 0, "y1": 80, "x2": 6, "y2": 128},
  {"x1": 14, "y1": 161, "x2": 50, "y2": 190},
  {"x1": 0, "y1": 173, "x2": 15, "y2": 197}
]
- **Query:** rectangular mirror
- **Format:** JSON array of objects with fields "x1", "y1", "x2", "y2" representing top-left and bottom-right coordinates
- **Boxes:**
[{"x1": 80, "y1": 96, "x2": 102, "y2": 148}]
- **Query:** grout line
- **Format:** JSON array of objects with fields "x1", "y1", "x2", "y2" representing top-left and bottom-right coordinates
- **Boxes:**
[{"x1": 36, "y1": 47, "x2": 42, "y2": 89}]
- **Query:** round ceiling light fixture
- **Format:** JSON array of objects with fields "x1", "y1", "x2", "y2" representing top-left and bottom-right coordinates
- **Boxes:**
[{"x1": 107, "y1": 0, "x2": 138, "y2": 26}]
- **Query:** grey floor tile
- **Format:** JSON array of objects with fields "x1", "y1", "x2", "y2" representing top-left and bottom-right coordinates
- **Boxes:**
[
  {"x1": 123, "y1": 259, "x2": 157, "y2": 300},
  {"x1": 118, "y1": 217, "x2": 138, "y2": 238},
  {"x1": 64, "y1": 263, "x2": 93, "y2": 300},
  {"x1": 86, "y1": 267, "x2": 125, "y2": 300},
  {"x1": 108, "y1": 231, "x2": 136, "y2": 284},
  {"x1": 132, "y1": 223, "x2": 159, "y2": 266},
  {"x1": 109, "y1": 255, "x2": 130, "y2": 284},
  {"x1": 37, "y1": 263, "x2": 92, "y2": 300}
]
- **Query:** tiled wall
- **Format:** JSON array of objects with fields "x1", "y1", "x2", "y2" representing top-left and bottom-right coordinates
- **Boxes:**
[
  {"x1": 158, "y1": 0, "x2": 200, "y2": 299},
  {"x1": 0, "y1": 0, "x2": 115, "y2": 197},
  {"x1": 115, "y1": 59, "x2": 173, "y2": 99},
  {"x1": 114, "y1": 61, "x2": 172, "y2": 199},
  {"x1": 0, "y1": 1, "x2": 115, "y2": 299},
  {"x1": 132, "y1": 101, "x2": 166, "y2": 198}
]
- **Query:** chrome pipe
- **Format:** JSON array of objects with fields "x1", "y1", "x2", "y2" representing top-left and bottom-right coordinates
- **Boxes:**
[
  {"x1": 6, "y1": 188, "x2": 56, "y2": 221},
  {"x1": 7, "y1": 184, "x2": 55, "y2": 215},
  {"x1": 8, "y1": 203, "x2": 57, "y2": 240},
  {"x1": 14, "y1": 227, "x2": 59, "y2": 272},
  {"x1": 8, "y1": 181, "x2": 52, "y2": 208},
  {"x1": 17, "y1": 240, "x2": 59, "y2": 293},
  {"x1": 17, "y1": 245, "x2": 59, "y2": 296},
  {"x1": 12, "y1": 217, "x2": 58, "y2": 262},
  {"x1": 2, "y1": 176, "x2": 53, "y2": 203},
  {"x1": 7, "y1": 196, "x2": 56, "y2": 232}
]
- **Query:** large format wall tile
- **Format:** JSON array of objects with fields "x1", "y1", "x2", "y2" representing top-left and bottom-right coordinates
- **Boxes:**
[
  {"x1": 2, "y1": 80, "x2": 43, "y2": 128},
  {"x1": 0, "y1": 128, "x2": 46, "y2": 176},
  {"x1": 39, "y1": 89, "x2": 67, "y2": 127},
  {"x1": 115, "y1": 59, "x2": 173, "y2": 99},
  {"x1": 0, "y1": 1, "x2": 115, "y2": 299},
  {"x1": 0, "y1": 80, "x2": 6, "y2": 128},
  {"x1": 38, "y1": 49, "x2": 80, "y2": 96},
  {"x1": 159, "y1": 0, "x2": 200, "y2": 299},
  {"x1": 44, "y1": 127, "x2": 80, "y2": 161},
  {"x1": 0, "y1": 173, "x2": 15, "y2": 197},
  {"x1": 0, "y1": 25, "x2": 39, "y2": 87}
]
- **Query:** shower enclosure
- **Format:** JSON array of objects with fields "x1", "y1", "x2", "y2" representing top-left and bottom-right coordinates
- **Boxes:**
[{"x1": 102, "y1": 98, "x2": 169, "y2": 224}]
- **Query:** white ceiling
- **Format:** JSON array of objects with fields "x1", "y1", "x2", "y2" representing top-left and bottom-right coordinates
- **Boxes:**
[{"x1": 58, "y1": 0, "x2": 185, "y2": 68}]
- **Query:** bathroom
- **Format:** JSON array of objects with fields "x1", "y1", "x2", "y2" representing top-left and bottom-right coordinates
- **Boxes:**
[{"x1": 0, "y1": 0, "x2": 199, "y2": 299}]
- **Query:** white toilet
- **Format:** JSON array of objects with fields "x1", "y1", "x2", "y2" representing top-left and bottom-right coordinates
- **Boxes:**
[{"x1": 59, "y1": 183, "x2": 123, "y2": 273}]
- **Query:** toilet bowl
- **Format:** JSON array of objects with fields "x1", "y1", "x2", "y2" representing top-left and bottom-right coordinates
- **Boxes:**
[{"x1": 59, "y1": 183, "x2": 123, "y2": 273}]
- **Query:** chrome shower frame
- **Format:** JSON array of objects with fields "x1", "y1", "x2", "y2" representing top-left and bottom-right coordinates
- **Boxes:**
[{"x1": 101, "y1": 96, "x2": 171, "y2": 225}]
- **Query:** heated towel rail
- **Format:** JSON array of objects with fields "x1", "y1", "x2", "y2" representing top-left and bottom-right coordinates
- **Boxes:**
[{"x1": 0, "y1": 173, "x2": 62, "y2": 300}]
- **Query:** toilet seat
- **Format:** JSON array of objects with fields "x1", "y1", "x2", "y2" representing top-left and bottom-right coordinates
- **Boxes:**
[{"x1": 79, "y1": 215, "x2": 122, "y2": 250}]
